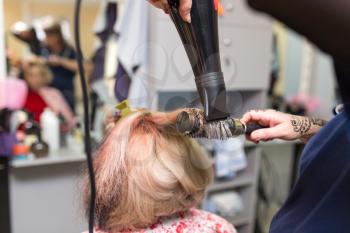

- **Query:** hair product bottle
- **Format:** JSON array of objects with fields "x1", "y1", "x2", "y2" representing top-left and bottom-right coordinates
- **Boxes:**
[{"x1": 40, "y1": 108, "x2": 60, "y2": 152}]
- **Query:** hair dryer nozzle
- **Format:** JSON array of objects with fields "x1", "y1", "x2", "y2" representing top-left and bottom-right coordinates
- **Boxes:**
[
  {"x1": 196, "y1": 72, "x2": 229, "y2": 121},
  {"x1": 168, "y1": 0, "x2": 230, "y2": 121}
]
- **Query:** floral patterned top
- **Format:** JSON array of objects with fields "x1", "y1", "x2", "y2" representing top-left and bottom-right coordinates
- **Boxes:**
[{"x1": 84, "y1": 209, "x2": 236, "y2": 233}]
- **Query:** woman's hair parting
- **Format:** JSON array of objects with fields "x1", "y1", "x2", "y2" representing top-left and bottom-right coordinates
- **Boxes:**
[
  {"x1": 82, "y1": 110, "x2": 213, "y2": 232},
  {"x1": 24, "y1": 60, "x2": 53, "y2": 84}
]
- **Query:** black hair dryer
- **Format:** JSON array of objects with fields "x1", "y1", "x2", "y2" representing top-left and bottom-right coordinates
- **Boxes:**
[{"x1": 168, "y1": 0, "x2": 229, "y2": 121}]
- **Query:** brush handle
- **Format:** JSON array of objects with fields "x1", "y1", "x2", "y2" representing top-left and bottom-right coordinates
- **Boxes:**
[{"x1": 245, "y1": 123, "x2": 267, "y2": 134}]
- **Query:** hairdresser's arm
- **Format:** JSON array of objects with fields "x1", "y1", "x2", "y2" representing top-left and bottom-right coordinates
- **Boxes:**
[
  {"x1": 148, "y1": 0, "x2": 192, "y2": 23},
  {"x1": 47, "y1": 55, "x2": 93, "y2": 76},
  {"x1": 47, "y1": 55, "x2": 78, "y2": 72},
  {"x1": 241, "y1": 110, "x2": 327, "y2": 144},
  {"x1": 247, "y1": 0, "x2": 350, "y2": 62}
]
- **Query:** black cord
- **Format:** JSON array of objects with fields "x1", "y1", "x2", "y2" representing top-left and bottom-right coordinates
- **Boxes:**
[{"x1": 74, "y1": 0, "x2": 96, "y2": 233}]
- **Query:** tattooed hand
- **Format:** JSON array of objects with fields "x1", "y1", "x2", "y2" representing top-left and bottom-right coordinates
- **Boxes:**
[
  {"x1": 290, "y1": 117, "x2": 328, "y2": 143},
  {"x1": 241, "y1": 110, "x2": 327, "y2": 144},
  {"x1": 148, "y1": 0, "x2": 192, "y2": 23}
]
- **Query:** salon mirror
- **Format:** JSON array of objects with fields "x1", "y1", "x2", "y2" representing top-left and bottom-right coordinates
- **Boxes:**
[{"x1": 3, "y1": 0, "x2": 125, "y2": 145}]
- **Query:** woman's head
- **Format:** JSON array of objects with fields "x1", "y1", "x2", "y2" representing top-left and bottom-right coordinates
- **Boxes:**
[
  {"x1": 44, "y1": 27, "x2": 65, "y2": 51},
  {"x1": 24, "y1": 61, "x2": 53, "y2": 90},
  {"x1": 83, "y1": 110, "x2": 213, "y2": 231},
  {"x1": 41, "y1": 17, "x2": 65, "y2": 51}
]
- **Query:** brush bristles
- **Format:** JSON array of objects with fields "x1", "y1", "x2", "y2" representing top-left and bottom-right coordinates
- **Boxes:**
[{"x1": 176, "y1": 108, "x2": 246, "y2": 140}]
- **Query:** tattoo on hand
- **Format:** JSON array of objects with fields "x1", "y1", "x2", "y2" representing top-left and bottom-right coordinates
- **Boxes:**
[
  {"x1": 291, "y1": 117, "x2": 312, "y2": 135},
  {"x1": 310, "y1": 118, "x2": 327, "y2": 127},
  {"x1": 291, "y1": 117, "x2": 327, "y2": 135}
]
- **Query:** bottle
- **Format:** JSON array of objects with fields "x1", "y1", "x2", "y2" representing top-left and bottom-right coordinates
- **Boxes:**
[
  {"x1": 40, "y1": 108, "x2": 60, "y2": 152},
  {"x1": 12, "y1": 132, "x2": 30, "y2": 160},
  {"x1": 23, "y1": 114, "x2": 40, "y2": 135},
  {"x1": 30, "y1": 132, "x2": 49, "y2": 158},
  {"x1": 12, "y1": 143, "x2": 30, "y2": 160},
  {"x1": 22, "y1": 113, "x2": 41, "y2": 147}
]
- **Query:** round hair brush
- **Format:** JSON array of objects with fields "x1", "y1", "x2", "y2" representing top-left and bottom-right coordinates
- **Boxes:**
[{"x1": 176, "y1": 109, "x2": 266, "y2": 140}]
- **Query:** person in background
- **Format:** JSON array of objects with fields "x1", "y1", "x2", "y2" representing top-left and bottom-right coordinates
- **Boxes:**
[
  {"x1": 23, "y1": 61, "x2": 76, "y2": 132},
  {"x1": 41, "y1": 17, "x2": 79, "y2": 112},
  {"x1": 10, "y1": 21, "x2": 46, "y2": 56},
  {"x1": 82, "y1": 110, "x2": 236, "y2": 233}
]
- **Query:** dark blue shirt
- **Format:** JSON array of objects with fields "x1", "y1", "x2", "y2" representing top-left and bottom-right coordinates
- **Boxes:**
[
  {"x1": 270, "y1": 111, "x2": 350, "y2": 233},
  {"x1": 47, "y1": 46, "x2": 77, "y2": 111}
]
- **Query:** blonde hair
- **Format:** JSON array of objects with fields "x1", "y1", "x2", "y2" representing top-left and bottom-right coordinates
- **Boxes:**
[
  {"x1": 24, "y1": 60, "x2": 53, "y2": 85},
  {"x1": 83, "y1": 110, "x2": 213, "y2": 232}
]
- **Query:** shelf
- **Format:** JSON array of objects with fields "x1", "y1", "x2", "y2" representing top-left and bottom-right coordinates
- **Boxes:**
[
  {"x1": 236, "y1": 223, "x2": 251, "y2": 233},
  {"x1": 229, "y1": 213, "x2": 251, "y2": 226},
  {"x1": 208, "y1": 174, "x2": 254, "y2": 192},
  {"x1": 244, "y1": 139, "x2": 299, "y2": 148},
  {"x1": 10, "y1": 146, "x2": 85, "y2": 168},
  {"x1": 209, "y1": 147, "x2": 259, "y2": 192}
]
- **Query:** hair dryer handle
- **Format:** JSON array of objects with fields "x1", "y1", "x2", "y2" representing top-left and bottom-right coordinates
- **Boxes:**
[{"x1": 245, "y1": 123, "x2": 267, "y2": 134}]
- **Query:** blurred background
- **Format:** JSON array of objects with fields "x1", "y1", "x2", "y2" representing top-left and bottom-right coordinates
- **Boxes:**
[{"x1": 0, "y1": 0, "x2": 340, "y2": 233}]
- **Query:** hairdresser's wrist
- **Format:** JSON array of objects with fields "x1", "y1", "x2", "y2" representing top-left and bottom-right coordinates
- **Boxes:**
[
  {"x1": 59, "y1": 57, "x2": 69, "y2": 67},
  {"x1": 292, "y1": 116, "x2": 327, "y2": 143}
]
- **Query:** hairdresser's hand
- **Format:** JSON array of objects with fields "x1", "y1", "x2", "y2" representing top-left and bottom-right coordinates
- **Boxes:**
[
  {"x1": 148, "y1": 0, "x2": 192, "y2": 23},
  {"x1": 241, "y1": 110, "x2": 327, "y2": 144},
  {"x1": 47, "y1": 55, "x2": 62, "y2": 66}
]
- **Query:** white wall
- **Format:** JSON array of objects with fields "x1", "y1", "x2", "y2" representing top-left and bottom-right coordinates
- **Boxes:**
[
  {"x1": 284, "y1": 31, "x2": 303, "y2": 98},
  {"x1": 310, "y1": 51, "x2": 336, "y2": 120},
  {"x1": 282, "y1": 29, "x2": 336, "y2": 120}
]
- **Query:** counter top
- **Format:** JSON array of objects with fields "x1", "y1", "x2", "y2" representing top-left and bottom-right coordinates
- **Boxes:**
[
  {"x1": 10, "y1": 145, "x2": 85, "y2": 168},
  {"x1": 10, "y1": 139, "x2": 299, "y2": 169}
]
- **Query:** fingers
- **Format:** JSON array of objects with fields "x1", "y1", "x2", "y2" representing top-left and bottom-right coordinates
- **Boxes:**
[
  {"x1": 242, "y1": 109, "x2": 287, "y2": 143},
  {"x1": 241, "y1": 109, "x2": 276, "y2": 126},
  {"x1": 149, "y1": 0, "x2": 192, "y2": 22},
  {"x1": 245, "y1": 134, "x2": 257, "y2": 144},
  {"x1": 179, "y1": 0, "x2": 192, "y2": 23},
  {"x1": 242, "y1": 109, "x2": 302, "y2": 143},
  {"x1": 249, "y1": 124, "x2": 287, "y2": 142}
]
